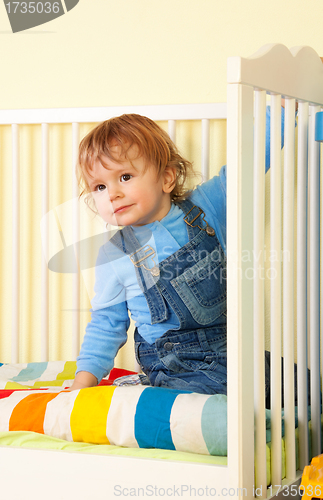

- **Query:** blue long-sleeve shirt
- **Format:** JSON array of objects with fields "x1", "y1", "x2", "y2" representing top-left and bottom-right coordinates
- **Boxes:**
[{"x1": 76, "y1": 106, "x2": 284, "y2": 382}]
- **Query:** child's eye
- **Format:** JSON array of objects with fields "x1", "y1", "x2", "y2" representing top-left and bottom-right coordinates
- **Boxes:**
[
  {"x1": 121, "y1": 174, "x2": 132, "y2": 182},
  {"x1": 95, "y1": 184, "x2": 106, "y2": 192}
]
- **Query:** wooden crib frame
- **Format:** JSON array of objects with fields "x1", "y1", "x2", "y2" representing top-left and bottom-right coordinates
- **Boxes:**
[{"x1": 1, "y1": 44, "x2": 323, "y2": 499}]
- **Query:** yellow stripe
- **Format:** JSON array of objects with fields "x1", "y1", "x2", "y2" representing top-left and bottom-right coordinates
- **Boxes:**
[
  {"x1": 5, "y1": 362, "x2": 76, "y2": 389},
  {"x1": 6, "y1": 380, "x2": 64, "y2": 389},
  {"x1": 33, "y1": 380, "x2": 64, "y2": 388},
  {"x1": 5, "y1": 382, "x2": 32, "y2": 389},
  {"x1": 56, "y1": 361, "x2": 77, "y2": 381},
  {"x1": 70, "y1": 387, "x2": 116, "y2": 444}
]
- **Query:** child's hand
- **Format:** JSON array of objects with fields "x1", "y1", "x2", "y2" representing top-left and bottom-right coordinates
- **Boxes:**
[{"x1": 70, "y1": 371, "x2": 98, "y2": 391}]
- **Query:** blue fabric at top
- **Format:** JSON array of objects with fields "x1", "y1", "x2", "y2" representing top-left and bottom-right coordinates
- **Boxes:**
[
  {"x1": 315, "y1": 111, "x2": 323, "y2": 142},
  {"x1": 11, "y1": 362, "x2": 48, "y2": 382},
  {"x1": 134, "y1": 387, "x2": 190, "y2": 449}
]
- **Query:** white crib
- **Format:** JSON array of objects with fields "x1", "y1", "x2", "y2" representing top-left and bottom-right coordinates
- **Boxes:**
[{"x1": 0, "y1": 44, "x2": 322, "y2": 499}]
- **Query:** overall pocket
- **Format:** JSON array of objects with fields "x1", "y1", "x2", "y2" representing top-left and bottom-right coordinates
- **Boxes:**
[
  {"x1": 158, "y1": 328, "x2": 227, "y2": 373},
  {"x1": 170, "y1": 249, "x2": 226, "y2": 325}
]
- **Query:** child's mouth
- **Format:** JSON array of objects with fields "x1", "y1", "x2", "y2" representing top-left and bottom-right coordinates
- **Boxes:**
[{"x1": 114, "y1": 205, "x2": 132, "y2": 214}]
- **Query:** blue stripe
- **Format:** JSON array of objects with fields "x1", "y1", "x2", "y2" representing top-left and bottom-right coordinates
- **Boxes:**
[
  {"x1": 201, "y1": 394, "x2": 227, "y2": 456},
  {"x1": 0, "y1": 363, "x2": 3, "y2": 368},
  {"x1": 134, "y1": 387, "x2": 185, "y2": 450},
  {"x1": 11, "y1": 362, "x2": 48, "y2": 382}
]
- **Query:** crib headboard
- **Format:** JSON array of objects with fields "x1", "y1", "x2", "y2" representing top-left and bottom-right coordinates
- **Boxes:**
[{"x1": 226, "y1": 44, "x2": 323, "y2": 497}]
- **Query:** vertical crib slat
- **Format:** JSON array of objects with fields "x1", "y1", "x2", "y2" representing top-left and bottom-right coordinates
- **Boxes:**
[
  {"x1": 253, "y1": 90, "x2": 267, "y2": 496},
  {"x1": 308, "y1": 105, "x2": 321, "y2": 459},
  {"x1": 283, "y1": 98, "x2": 296, "y2": 479},
  {"x1": 270, "y1": 94, "x2": 282, "y2": 487},
  {"x1": 72, "y1": 122, "x2": 80, "y2": 360},
  {"x1": 168, "y1": 119, "x2": 176, "y2": 143},
  {"x1": 11, "y1": 124, "x2": 19, "y2": 363},
  {"x1": 41, "y1": 123, "x2": 49, "y2": 362},
  {"x1": 201, "y1": 119, "x2": 210, "y2": 182},
  {"x1": 296, "y1": 102, "x2": 309, "y2": 468}
]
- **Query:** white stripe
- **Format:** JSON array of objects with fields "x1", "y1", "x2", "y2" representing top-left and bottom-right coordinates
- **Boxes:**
[
  {"x1": 0, "y1": 363, "x2": 28, "y2": 385},
  {"x1": 43, "y1": 391, "x2": 79, "y2": 441},
  {"x1": 106, "y1": 386, "x2": 146, "y2": 447},
  {"x1": 170, "y1": 393, "x2": 209, "y2": 455},
  {"x1": 38, "y1": 361, "x2": 67, "y2": 381}
]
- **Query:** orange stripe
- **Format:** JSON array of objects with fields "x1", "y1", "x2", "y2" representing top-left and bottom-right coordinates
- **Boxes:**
[{"x1": 9, "y1": 393, "x2": 59, "y2": 433}]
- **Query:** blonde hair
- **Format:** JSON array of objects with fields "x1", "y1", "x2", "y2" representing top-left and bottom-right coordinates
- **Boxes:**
[{"x1": 77, "y1": 114, "x2": 197, "y2": 202}]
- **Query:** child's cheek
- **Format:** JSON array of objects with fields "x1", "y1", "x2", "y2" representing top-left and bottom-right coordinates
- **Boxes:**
[{"x1": 93, "y1": 193, "x2": 115, "y2": 224}]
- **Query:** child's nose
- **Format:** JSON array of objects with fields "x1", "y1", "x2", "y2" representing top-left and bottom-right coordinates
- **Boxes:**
[{"x1": 107, "y1": 183, "x2": 123, "y2": 201}]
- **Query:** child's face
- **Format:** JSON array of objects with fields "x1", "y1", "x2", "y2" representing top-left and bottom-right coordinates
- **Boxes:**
[{"x1": 86, "y1": 144, "x2": 175, "y2": 227}]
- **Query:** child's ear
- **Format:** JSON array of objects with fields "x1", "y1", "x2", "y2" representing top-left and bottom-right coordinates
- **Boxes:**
[{"x1": 162, "y1": 166, "x2": 177, "y2": 193}]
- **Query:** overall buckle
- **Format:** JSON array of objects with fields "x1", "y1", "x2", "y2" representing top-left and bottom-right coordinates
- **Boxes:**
[
  {"x1": 184, "y1": 206, "x2": 215, "y2": 236},
  {"x1": 129, "y1": 245, "x2": 160, "y2": 277}
]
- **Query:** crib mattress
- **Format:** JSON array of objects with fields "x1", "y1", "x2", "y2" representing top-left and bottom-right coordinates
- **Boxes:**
[
  {"x1": 0, "y1": 361, "x2": 320, "y2": 487},
  {"x1": 0, "y1": 361, "x2": 227, "y2": 456}
]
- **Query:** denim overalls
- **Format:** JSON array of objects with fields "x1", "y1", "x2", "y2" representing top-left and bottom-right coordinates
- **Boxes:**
[
  {"x1": 110, "y1": 199, "x2": 312, "y2": 405},
  {"x1": 111, "y1": 199, "x2": 228, "y2": 395}
]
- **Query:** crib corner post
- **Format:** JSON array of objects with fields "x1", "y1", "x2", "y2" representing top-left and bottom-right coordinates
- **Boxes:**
[{"x1": 227, "y1": 81, "x2": 256, "y2": 499}]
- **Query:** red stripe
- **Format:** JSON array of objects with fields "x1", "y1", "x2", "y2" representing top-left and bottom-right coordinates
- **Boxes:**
[{"x1": 0, "y1": 388, "x2": 48, "y2": 399}]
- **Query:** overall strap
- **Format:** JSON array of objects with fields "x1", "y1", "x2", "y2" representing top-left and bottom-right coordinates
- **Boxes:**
[
  {"x1": 110, "y1": 227, "x2": 168, "y2": 324},
  {"x1": 176, "y1": 198, "x2": 216, "y2": 240}
]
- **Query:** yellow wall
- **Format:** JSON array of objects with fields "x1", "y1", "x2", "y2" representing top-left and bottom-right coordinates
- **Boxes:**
[
  {"x1": 1, "y1": 0, "x2": 323, "y2": 110},
  {"x1": 0, "y1": 0, "x2": 321, "y2": 365}
]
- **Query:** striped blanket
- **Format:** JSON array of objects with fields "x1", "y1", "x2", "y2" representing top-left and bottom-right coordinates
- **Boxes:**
[{"x1": 0, "y1": 361, "x2": 228, "y2": 456}]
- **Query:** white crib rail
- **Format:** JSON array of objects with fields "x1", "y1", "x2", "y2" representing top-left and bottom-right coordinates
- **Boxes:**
[
  {"x1": 253, "y1": 89, "x2": 267, "y2": 492},
  {"x1": 297, "y1": 102, "x2": 309, "y2": 469},
  {"x1": 11, "y1": 124, "x2": 20, "y2": 364},
  {"x1": 283, "y1": 97, "x2": 296, "y2": 481},
  {"x1": 41, "y1": 123, "x2": 49, "y2": 362},
  {"x1": 72, "y1": 122, "x2": 81, "y2": 361},
  {"x1": 227, "y1": 44, "x2": 323, "y2": 498},
  {"x1": 270, "y1": 93, "x2": 283, "y2": 487},
  {"x1": 0, "y1": 103, "x2": 227, "y2": 125}
]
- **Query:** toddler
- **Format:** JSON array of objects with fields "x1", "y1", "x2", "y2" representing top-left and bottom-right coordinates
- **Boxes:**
[{"x1": 71, "y1": 112, "x2": 272, "y2": 395}]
